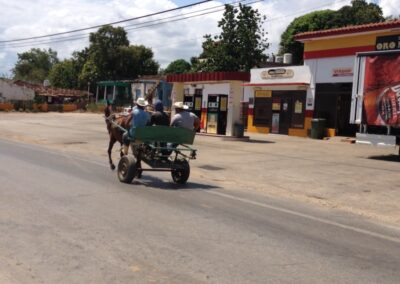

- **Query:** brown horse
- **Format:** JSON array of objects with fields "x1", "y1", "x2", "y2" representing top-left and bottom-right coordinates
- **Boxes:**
[{"x1": 104, "y1": 104, "x2": 132, "y2": 170}]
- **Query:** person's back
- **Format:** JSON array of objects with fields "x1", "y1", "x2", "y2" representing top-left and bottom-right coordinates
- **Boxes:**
[
  {"x1": 151, "y1": 101, "x2": 169, "y2": 126},
  {"x1": 171, "y1": 111, "x2": 197, "y2": 130},
  {"x1": 126, "y1": 98, "x2": 150, "y2": 143}
]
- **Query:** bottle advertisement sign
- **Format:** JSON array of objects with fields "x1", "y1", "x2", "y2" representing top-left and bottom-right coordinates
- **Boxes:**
[{"x1": 363, "y1": 53, "x2": 400, "y2": 127}]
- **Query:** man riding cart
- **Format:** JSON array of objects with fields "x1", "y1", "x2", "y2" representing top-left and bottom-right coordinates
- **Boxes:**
[{"x1": 118, "y1": 100, "x2": 198, "y2": 184}]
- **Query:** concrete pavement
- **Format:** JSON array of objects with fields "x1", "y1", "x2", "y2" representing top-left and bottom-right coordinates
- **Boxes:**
[
  {"x1": 0, "y1": 112, "x2": 399, "y2": 227},
  {"x1": 2, "y1": 139, "x2": 400, "y2": 283}
]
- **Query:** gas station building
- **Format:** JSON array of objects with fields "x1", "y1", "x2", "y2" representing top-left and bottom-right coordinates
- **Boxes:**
[
  {"x1": 245, "y1": 20, "x2": 400, "y2": 137},
  {"x1": 166, "y1": 72, "x2": 250, "y2": 136}
]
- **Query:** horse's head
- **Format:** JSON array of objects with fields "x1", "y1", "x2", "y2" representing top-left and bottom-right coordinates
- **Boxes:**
[{"x1": 104, "y1": 103, "x2": 112, "y2": 118}]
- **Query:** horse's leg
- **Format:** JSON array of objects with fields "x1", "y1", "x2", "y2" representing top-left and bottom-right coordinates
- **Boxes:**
[
  {"x1": 108, "y1": 136, "x2": 117, "y2": 170},
  {"x1": 120, "y1": 143, "x2": 124, "y2": 157}
]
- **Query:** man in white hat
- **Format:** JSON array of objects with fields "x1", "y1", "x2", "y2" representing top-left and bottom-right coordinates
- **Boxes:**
[
  {"x1": 123, "y1": 97, "x2": 150, "y2": 154},
  {"x1": 170, "y1": 101, "x2": 200, "y2": 131}
]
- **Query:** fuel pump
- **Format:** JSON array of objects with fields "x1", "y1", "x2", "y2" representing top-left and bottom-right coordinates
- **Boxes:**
[{"x1": 206, "y1": 95, "x2": 228, "y2": 135}]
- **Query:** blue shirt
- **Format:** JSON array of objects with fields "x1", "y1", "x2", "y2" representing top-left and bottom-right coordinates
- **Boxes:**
[{"x1": 129, "y1": 107, "x2": 150, "y2": 140}]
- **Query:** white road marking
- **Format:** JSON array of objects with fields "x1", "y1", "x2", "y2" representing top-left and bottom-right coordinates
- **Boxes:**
[{"x1": 207, "y1": 190, "x2": 400, "y2": 244}]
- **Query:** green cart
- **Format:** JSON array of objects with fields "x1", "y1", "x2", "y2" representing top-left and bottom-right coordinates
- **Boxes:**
[{"x1": 117, "y1": 125, "x2": 197, "y2": 184}]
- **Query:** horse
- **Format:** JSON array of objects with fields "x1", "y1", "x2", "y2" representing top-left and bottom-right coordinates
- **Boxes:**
[{"x1": 104, "y1": 103, "x2": 132, "y2": 170}]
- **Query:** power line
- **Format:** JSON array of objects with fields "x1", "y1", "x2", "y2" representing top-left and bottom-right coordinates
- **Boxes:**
[
  {"x1": 0, "y1": 0, "x2": 212, "y2": 43},
  {"x1": 1, "y1": 0, "x2": 351, "y2": 50},
  {"x1": 2, "y1": 0, "x2": 254, "y2": 49}
]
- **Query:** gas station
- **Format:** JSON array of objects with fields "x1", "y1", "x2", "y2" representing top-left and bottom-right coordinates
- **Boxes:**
[{"x1": 166, "y1": 72, "x2": 250, "y2": 136}]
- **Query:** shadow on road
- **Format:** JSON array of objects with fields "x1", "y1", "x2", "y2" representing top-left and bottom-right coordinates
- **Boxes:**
[
  {"x1": 131, "y1": 175, "x2": 220, "y2": 191},
  {"x1": 368, "y1": 154, "x2": 400, "y2": 162},
  {"x1": 247, "y1": 139, "x2": 275, "y2": 144}
]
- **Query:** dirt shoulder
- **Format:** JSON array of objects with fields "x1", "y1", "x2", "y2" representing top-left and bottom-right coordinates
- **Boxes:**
[{"x1": 1, "y1": 112, "x2": 399, "y2": 227}]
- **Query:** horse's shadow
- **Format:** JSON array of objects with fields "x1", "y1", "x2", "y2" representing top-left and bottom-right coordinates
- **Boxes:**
[{"x1": 129, "y1": 174, "x2": 219, "y2": 191}]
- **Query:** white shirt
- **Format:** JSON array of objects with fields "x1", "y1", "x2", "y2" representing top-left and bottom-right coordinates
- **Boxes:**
[{"x1": 170, "y1": 111, "x2": 198, "y2": 130}]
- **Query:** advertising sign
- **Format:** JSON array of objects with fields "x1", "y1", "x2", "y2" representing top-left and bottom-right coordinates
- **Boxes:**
[
  {"x1": 363, "y1": 53, "x2": 400, "y2": 126},
  {"x1": 375, "y1": 34, "x2": 400, "y2": 51},
  {"x1": 261, "y1": 68, "x2": 294, "y2": 80},
  {"x1": 207, "y1": 113, "x2": 218, "y2": 134},
  {"x1": 332, "y1": 68, "x2": 353, "y2": 77}
]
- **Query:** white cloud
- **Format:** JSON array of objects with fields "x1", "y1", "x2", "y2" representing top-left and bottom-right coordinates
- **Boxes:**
[
  {"x1": 378, "y1": 0, "x2": 399, "y2": 17},
  {"x1": 0, "y1": 0, "x2": 396, "y2": 76}
]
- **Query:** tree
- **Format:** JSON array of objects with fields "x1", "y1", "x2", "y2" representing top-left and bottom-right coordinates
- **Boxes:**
[
  {"x1": 164, "y1": 59, "x2": 191, "y2": 74},
  {"x1": 334, "y1": 0, "x2": 384, "y2": 27},
  {"x1": 279, "y1": 10, "x2": 337, "y2": 64},
  {"x1": 49, "y1": 60, "x2": 79, "y2": 89},
  {"x1": 192, "y1": 3, "x2": 268, "y2": 72},
  {"x1": 86, "y1": 25, "x2": 129, "y2": 81},
  {"x1": 279, "y1": 0, "x2": 385, "y2": 64},
  {"x1": 78, "y1": 25, "x2": 159, "y2": 86},
  {"x1": 126, "y1": 45, "x2": 159, "y2": 78},
  {"x1": 13, "y1": 48, "x2": 59, "y2": 83},
  {"x1": 236, "y1": 4, "x2": 269, "y2": 71},
  {"x1": 78, "y1": 59, "x2": 100, "y2": 86}
]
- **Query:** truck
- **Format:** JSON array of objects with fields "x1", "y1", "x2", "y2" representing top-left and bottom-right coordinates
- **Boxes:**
[{"x1": 350, "y1": 49, "x2": 400, "y2": 156}]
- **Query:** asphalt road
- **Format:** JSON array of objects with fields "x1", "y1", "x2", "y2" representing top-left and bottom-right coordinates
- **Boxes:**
[{"x1": 1, "y1": 139, "x2": 400, "y2": 284}]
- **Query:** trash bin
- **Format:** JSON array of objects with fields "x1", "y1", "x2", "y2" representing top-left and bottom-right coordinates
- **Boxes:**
[
  {"x1": 310, "y1": 118, "x2": 326, "y2": 139},
  {"x1": 233, "y1": 123, "x2": 245, "y2": 138}
]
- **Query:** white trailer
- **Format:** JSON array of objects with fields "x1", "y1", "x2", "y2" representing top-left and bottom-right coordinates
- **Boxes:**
[{"x1": 350, "y1": 50, "x2": 400, "y2": 156}]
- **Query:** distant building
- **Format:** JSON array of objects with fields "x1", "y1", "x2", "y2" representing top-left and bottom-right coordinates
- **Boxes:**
[
  {"x1": 167, "y1": 72, "x2": 250, "y2": 136},
  {"x1": 244, "y1": 20, "x2": 400, "y2": 137},
  {"x1": 132, "y1": 76, "x2": 173, "y2": 109},
  {"x1": 96, "y1": 80, "x2": 134, "y2": 106},
  {"x1": 0, "y1": 79, "x2": 35, "y2": 102},
  {"x1": 0, "y1": 79, "x2": 91, "y2": 103},
  {"x1": 96, "y1": 76, "x2": 173, "y2": 108}
]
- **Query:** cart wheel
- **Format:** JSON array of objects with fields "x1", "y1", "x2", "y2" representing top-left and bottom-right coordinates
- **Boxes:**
[
  {"x1": 117, "y1": 155, "x2": 137, "y2": 183},
  {"x1": 171, "y1": 160, "x2": 190, "y2": 184}
]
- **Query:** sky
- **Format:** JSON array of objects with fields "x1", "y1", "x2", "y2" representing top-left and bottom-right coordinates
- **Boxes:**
[{"x1": 0, "y1": 0, "x2": 398, "y2": 77}]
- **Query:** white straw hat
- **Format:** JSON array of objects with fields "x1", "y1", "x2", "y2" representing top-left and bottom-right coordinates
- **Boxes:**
[
  {"x1": 173, "y1": 101, "x2": 189, "y2": 110},
  {"x1": 135, "y1": 97, "x2": 148, "y2": 107}
]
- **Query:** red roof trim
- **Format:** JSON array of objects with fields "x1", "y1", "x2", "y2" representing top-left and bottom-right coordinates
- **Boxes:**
[
  {"x1": 295, "y1": 20, "x2": 400, "y2": 41},
  {"x1": 242, "y1": 83, "x2": 309, "y2": 87},
  {"x1": 304, "y1": 45, "x2": 375, "y2": 59},
  {"x1": 166, "y1": 72, "x2": 250, "y2": 83}
]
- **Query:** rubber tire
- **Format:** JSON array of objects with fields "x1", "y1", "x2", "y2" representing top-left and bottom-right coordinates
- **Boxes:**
[
  {"x1": 117, "y1": 155, "x2": 137, "y2": 183},
  {"x1": 171, "y1": 160, "x2": 190, "y2": 184}
]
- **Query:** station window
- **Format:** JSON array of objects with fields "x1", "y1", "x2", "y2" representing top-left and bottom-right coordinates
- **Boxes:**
[{"x1": 253, "y1": 90, "x2": 272, "y2": 126}]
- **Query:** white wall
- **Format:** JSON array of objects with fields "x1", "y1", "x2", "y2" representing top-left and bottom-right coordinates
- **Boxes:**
[
  {"x1": 131, "y1": 82, "x2": 157, "y2": 100},
  {"x1": 0, "y1": 80, "x2": 35, "y2": 101},
  {"x1": 184, "y1": 83, "x2": 230, "y2": 109},
  {"x1": 303, "y1": 56, "x2": 356, "y2": 111},
  {"x1": 305, "y1": 56, "x2": 355, "y2": 84},
  {"x1": 184, "y1": 82, "x2": 242, "y2": 136},
  {"x1": 243, "y1": 86, "x2": 252, "y2": 103}
]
